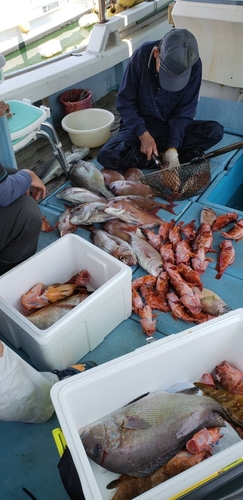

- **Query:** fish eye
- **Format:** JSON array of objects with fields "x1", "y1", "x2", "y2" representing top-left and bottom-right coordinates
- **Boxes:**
[{"x1": 91, "y1": 443, "x2": 102, "y2": 456}]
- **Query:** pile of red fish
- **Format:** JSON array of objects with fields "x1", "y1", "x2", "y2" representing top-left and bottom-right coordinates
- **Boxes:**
[{"x1": 132, "y1": 208, "x2": 243, "y2": 335}]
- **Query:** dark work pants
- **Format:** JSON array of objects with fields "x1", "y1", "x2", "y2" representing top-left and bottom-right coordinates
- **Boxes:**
[
  {"x1": 0, "y1": 195, "x2": 42, "y2": 275},
  {"x1": 97, "y1": 119, "x2": 224, "y2": 171}
]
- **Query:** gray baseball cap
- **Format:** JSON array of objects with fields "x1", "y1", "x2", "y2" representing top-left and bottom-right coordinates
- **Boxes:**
[{"x1": 159, "y1": 29, "x2": 199, "y2": 91}]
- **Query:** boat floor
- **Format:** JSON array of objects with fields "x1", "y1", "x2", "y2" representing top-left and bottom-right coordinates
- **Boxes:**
[{"x1": 1, "y1": 92, "x2": 243, "y2": 499}]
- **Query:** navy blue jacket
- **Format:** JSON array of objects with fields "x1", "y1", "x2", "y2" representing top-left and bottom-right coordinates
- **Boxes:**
[{"x1": 117, "y1": 40, "x2": 202, "y2": 150}]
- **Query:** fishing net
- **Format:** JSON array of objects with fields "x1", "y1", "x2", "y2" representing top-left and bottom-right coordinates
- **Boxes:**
[{"x1": 140, "y1": 159, "x2": 211, "y2": 201}]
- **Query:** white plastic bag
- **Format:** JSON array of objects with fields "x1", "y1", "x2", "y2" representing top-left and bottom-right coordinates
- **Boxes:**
[{"x1": 0, "y1": 341, "x2": 58, "y2": 423}]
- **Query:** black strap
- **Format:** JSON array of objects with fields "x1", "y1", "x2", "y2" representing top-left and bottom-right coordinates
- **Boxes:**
[{"x1": 58, "y1": 447, "x2": 85, "y2": 500}]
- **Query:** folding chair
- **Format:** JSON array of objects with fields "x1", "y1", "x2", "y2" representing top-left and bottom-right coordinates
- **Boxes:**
[{"x1": 6, "y1": 98, "x2": 69, "y2": 175}]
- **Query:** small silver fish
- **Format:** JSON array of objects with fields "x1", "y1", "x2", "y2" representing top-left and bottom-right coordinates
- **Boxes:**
[
  {"x1": 56, "y1": 187, "x2": 106, "y2": 205},
  {"x1": 91, "y1": 227, "x2": 137, "y2": 266},
  {"x1": 70, "y1": 201, "x2": 115, "y2": 225},
  {"x1": 127, "y1": 228, "x2": 163, "y2": 276},
  {"x1": 41, "y1": 147, "x2": 90, "y2": 184}
]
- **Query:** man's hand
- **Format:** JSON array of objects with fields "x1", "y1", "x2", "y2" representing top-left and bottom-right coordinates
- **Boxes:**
[
  {"x1": 22, "y1": 169, "x2": 47, "y2": 201},
  {"x1": 0, "y1": 101, "x2": 12, "y2": 118},
  {"x1": 139, "y1": 131, "x2": 158, "y2": 160},
  {"x1": 164, "y1": 148, "x2": 180, "y2": 168}
]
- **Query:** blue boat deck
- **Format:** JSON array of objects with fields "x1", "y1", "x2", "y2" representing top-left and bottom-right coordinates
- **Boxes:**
[{"x1": 1, "y1": 95, "x2": 243, "y2": 499}]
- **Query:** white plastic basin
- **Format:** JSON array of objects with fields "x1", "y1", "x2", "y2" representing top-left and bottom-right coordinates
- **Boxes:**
[{"x1": 61, "y1": 108, "x2": 115, "y2": 148}]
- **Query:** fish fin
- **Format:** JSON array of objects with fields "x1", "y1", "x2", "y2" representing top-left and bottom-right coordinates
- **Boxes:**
[
  {"x1": 177, "y1": 387, "x2": 200, "y2": 395},
  {"x1": 122, "y1": 415, "x2": 151, "y2": 430},
  {"x1": 221, "y1": 305, "x2": 233, "y2": 313},
  {"x1": 124, "y1": 392, "x2": 150, "y2": 406},
  {"x1": 177, "y1": 411, "x2": 225, "y2": 439},
  {"x1": 205, "y1": 256, "x2": 214, "y2": 262},
  {"x1": 106, "y1": 476, "x2": 126, "y2": 490}
]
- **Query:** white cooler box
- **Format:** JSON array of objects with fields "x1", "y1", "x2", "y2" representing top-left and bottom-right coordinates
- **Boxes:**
[
  {"x1": 0, "y1": 234, "x2": 132, "y2": 371},
  {"x1": 51, "y1": 309, "x2": 243, "y2": 500}
]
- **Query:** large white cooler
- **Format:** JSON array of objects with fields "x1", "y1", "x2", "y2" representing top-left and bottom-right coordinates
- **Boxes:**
[
  {"x1": 0, "y1": 234, "x2": 132, "y2": 371},
  {"x1": 51, "y1": 309, "x2": 243, "y2": 500}
]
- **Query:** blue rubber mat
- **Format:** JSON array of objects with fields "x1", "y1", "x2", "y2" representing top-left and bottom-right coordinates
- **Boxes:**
[{"x1": 198, "y1": 152, "x2": 243, "y2": 216}]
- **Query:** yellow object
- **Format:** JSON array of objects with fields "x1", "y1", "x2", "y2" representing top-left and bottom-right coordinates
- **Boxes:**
[
  {"x1": 106, "y1": 3, "x2": 126, "y2": 16},
  {"x1": 169, "y1": 457, "x2": 243, "y2": 499},
  {"x1": 52, "y1": 428, "x2": 67, "y2": 458},
  {"x1": 115, "y1": 3, "x2": 127, "y2": 12},
  {"x1": 118, "y1": 0, "x2": 136, "y2": 7},
  {"x1": 18, "y1": 21, "x2": 31, "y2": 34},
  {"x1": 106, "y1": 6, "x2": 117, "y2": 17}
]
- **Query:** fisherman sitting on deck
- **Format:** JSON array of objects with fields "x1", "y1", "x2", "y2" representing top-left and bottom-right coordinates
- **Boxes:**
[
  {"x1": 0, "y1": 101, "x2": 46, "y2": 275},
  {"x1": 97, "y1": 28, "x2": 224, "y2": 171}
]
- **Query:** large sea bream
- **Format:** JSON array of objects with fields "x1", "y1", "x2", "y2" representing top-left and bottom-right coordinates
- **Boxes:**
[{"x1": 79, "y1": 390, "x2": 226, "y2": 478}]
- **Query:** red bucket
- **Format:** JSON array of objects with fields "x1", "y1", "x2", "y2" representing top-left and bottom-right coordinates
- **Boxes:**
[{"x1": 59, "y1": 89, "x2": 92, "y2": 115}]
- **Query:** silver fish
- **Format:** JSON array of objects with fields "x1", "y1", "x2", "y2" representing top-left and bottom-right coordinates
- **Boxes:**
[
  {"x1": 41, "y1": 147, "x2": 90, "y2": 184},
  {"x1": 69, "y1": 160, "x2": 114, "y2": 199},
  {"x1": 27, "y1": 292, "x2": 90, "y2": 329},
  {"x1": 126, "y1": 228, "x2": 163, "y2": 276},
  {"x1": 91, "y1": 227, "x2": 137, "y2": 266},
  {"x1": 80, "y1": 391, "x2": 226, "y2": 478},
  {"x1": 56, "y1": 187, "x2": 106, "y2": 205},
  {"x1": 70, "y1": 201, "x2": 115, "y2": 225}
]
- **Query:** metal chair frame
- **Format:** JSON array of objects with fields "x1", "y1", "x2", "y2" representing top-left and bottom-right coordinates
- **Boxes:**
[{"x1": 7, "y1": 98, "x2": 69, "y2": 175}]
